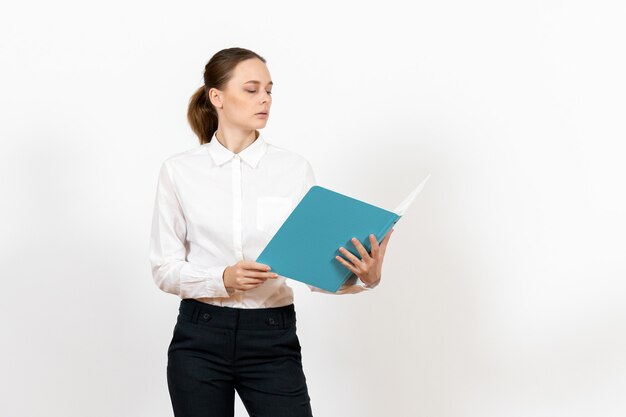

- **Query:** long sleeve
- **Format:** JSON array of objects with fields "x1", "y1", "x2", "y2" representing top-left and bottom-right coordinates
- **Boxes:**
[
  {"x1": 299, "y1": 160, "x2": 382, "y2": 295},
  {"x1": 149, "y1": 161, "x2": 230, "y2": 299}
]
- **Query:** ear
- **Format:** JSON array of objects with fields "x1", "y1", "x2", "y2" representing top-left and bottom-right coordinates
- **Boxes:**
[{"x1": 208, "y1": 88, "x2": 223, "y2": 109}]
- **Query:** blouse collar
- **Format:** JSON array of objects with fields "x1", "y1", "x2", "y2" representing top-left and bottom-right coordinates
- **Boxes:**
[{"x1": 206, "y1": 131, "x2": 268, "y2": 168}]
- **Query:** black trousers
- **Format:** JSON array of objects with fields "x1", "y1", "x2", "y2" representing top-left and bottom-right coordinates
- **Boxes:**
[{"x1": 167, "y1": 298, "x2": 314, "y2": 417}]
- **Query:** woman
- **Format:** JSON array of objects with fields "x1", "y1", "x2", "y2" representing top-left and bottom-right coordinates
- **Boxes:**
[{"x1": 149, "y1": 47, "x2": 394, "y2": 417}]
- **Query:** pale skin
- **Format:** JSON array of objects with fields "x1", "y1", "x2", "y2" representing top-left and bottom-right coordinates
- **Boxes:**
[{"x1": 207, "y1": 57, "x2": 393, "y2": 292}]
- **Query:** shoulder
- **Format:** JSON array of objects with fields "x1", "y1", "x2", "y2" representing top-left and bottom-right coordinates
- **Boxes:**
[
  {"x1": 163, "y1": 145, "x2": 206, "y2": 163},
  {"x1": 264, "y1": 141, "x2": 313, "y2": 171},
  {"x1": 158, "y1": 145, "x2": 208, "y2": 172}
]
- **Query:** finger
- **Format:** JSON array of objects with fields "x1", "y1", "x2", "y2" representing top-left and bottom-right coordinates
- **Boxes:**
[
  {"x1": 242, "y1": 283, "x2": 262, "y2": 290},
  {"x1": 242, "y1": 276, "x2": 267, "y2": 285},
  {"x1": 338, "y1": 246, "x2": 363, "y2": 266},
  {"x1": 349, "y1": 237, "x2": 371, "y2": 260},
  {"x1": 334, "y1": 254, "x2": 358, "y2": 274},
  {"x1": 246, "y1": 261, "x2": 272, "y2": 271},
  {"x1": 241, "y1": 281, "x2": 265, "y2": 290},
  {"x1": 244, "y1": 279, "x2": 264, "y2": 287},
  {"x1": 246, "y1": 270, "x2": 278, "y2": 279},
  {"x1": 380, "y1": 228, "x2": 394, "y2": 249},
  {"x1": 369, "y1": 234, "x2": 380, "y2": 257}
]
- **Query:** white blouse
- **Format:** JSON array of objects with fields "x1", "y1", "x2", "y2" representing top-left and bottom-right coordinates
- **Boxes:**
[{"x1": 149, "y1": 131, "x2": 379, "y2": 308}]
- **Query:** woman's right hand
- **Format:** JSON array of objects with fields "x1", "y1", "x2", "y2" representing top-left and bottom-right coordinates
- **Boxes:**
[{"x1": 222, "y1": 260, "x2": 278, "y2": 292}]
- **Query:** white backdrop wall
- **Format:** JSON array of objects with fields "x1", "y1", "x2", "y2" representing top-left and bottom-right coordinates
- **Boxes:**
[{"x1": 1, "y1": 1, "x2": 625, "y2": 416}]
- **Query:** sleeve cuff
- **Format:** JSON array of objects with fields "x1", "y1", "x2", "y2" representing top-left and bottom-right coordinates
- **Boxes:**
[
  {"x1": 179, "y1": 263, "x2": 230, "y2": 298},
  {"x1": 355, "y1": 276, "x2": 380, "y2": 290},
  {"x1": 308, "y1": 274, "x2": 381, "y2": 295}
]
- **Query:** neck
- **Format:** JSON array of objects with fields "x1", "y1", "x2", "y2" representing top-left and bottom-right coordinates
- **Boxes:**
[{"x1": 214, "y1": 127, "x2": 258, "y2": 154}]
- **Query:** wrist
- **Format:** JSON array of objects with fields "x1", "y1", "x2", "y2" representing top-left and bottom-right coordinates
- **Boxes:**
[
  {"x1": 357, "y1": 275, "x2": 380, "y2": 289},
  {"x1": 222, "y1": 266, "x2": 233, "y2": 291}
]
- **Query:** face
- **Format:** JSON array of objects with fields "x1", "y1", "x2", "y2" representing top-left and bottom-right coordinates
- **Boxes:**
[{"x1": 209, "y1": 58, "x2": 273, "y2": 131}]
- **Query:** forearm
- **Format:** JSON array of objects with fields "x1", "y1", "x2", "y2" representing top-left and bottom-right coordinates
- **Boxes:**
[{"x1": 151, "y1": 260, "x2": 231, "y2": 299}]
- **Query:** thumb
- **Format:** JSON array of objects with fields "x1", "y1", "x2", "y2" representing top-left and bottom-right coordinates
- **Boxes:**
[{"x1": 380, "y1": 228, "x2": 394, "y2": 248}]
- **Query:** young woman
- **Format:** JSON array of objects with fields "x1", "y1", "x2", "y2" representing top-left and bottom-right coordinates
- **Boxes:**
[{"x1": 150, "y1": 47, "x2": 394, "y2": 417}]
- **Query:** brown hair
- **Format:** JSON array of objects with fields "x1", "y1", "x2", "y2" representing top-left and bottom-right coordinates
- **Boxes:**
[{"x1": 188, "y1": 47, "x2": 266, "y2": 144}]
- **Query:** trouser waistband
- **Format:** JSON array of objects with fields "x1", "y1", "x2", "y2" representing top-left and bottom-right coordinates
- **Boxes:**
[{"x1": 178, "y1": 298, "x2": 296, "y2": 330}]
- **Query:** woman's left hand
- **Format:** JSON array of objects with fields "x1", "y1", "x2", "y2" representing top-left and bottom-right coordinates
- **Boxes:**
[{"x1": 335, "y1": 228, "x2": 394, "y2": 286}]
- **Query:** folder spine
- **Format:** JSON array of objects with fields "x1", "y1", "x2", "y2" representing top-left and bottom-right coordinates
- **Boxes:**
[{"x1": 376, "y1": 214, "x2": 400, "y2": 248}]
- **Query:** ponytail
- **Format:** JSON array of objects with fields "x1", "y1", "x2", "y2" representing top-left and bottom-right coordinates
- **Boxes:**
[{"x1": 187, "y1": 86, "x2": 217, "y2": 145}]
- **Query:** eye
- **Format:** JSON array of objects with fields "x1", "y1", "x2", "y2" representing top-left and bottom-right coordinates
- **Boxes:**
[{"x1": 246, "y1": 90, "x2": 272, "y2": 95}]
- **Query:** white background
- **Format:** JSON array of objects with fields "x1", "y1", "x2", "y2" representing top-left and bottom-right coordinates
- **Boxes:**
[{"x1": 1, "y1": 1, "x2": 625, "y2": 416}]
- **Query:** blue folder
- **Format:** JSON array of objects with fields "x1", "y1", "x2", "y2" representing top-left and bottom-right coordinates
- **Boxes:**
[{"x1": 255, "y1": 174, "x2": 430, "y2": 292}]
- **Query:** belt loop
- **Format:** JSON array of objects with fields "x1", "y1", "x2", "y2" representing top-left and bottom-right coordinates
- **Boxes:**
[
  {"x1": 288, "y1": 305, "x2": 295, "y2": 327},
  {"x1": 191, "y1": 305, "x2": 200, "y2": 324},
  {"x1": 277, "y1": 310, "x2": 285, "y2": 328}
]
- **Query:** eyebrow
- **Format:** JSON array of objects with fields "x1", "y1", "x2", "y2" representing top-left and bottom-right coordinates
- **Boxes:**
[{"x1": 243, "y1": 80, "x2": 273, "y2": 86}]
